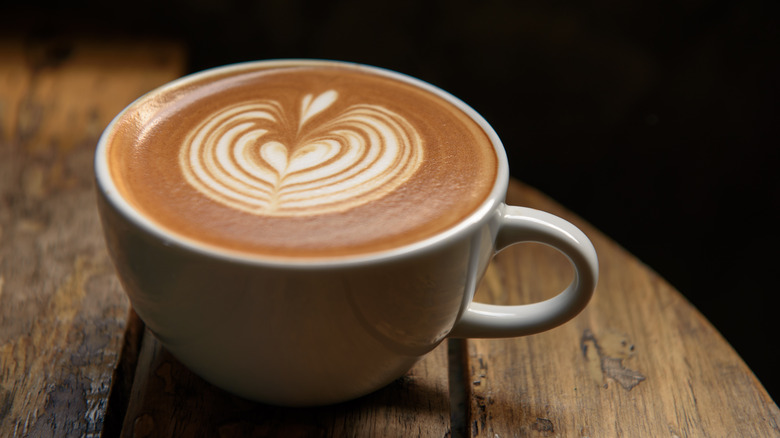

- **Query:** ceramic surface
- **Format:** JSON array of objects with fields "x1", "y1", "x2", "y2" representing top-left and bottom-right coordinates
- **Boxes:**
[{"x1": 95, "y1": 60, "x2": 598, "y2": 406}]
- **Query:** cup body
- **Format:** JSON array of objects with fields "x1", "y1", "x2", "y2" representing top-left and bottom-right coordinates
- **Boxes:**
[{"x1": 97, "y1": 183, "x2": 500, "y2": 405}]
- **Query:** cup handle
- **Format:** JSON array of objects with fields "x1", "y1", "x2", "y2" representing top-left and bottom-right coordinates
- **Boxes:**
[{"x1": 449, "y1": 205, "x2": 599, "y2": 338}]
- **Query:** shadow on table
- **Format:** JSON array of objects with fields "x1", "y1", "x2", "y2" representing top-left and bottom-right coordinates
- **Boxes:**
[{"x1": 115, "y1": 344, "x2": 450, "y2": 436}]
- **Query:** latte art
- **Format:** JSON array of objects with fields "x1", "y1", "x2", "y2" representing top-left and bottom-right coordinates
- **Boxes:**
[{"x1": 180, "y1": 90, "x2": 423, "y2": 216}]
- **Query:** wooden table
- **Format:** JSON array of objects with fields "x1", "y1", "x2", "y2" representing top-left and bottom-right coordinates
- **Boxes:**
[{"x1": 1, "y1": 38, "x2": 778, "y2": 437}]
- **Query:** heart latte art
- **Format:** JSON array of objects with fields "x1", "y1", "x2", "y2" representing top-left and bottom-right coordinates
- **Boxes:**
[
  {"x1": 105, "y1": 64, "x2": 497, "y2": 257},
  {"x1": 181, "y1": 90, "x2": 423, "y2": 216}
]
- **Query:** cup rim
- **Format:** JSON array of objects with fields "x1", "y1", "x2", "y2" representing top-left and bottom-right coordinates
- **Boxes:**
[{"x1": 94, "y1": 59, "x2": 510, "y2": 268}]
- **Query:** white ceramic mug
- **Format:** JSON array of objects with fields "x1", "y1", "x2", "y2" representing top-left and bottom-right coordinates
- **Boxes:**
[{"x1": 95, "y1": 60, "x2": 598, "y2": 406}]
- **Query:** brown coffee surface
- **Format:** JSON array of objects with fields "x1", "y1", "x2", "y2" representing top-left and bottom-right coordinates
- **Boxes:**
[{"x1": 106, "y1": 63, "x2": 498, "y2": 258}]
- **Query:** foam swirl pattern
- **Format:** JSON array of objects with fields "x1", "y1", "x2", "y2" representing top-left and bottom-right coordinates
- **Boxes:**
[{"x1": 180, "y1": 90, "x2": 424, "y2": 216}]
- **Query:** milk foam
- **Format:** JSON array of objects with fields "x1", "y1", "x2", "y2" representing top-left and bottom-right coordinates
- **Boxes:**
[
  {"x1": 180, "y1": 90, "x2": 424, "y2": 216},
  {"x1": 108, "y1": 64, "x2": 498, "y2": 257}
]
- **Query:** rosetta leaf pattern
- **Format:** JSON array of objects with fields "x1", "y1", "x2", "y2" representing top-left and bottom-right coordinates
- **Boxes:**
[{"x1": 179, "y1": 90, "x2": 424, "y2": 216}]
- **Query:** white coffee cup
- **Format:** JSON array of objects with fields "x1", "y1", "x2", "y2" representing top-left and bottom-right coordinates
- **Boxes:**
[{"x1": 95, "y1": 60, "x2": 598, "y2": 406}]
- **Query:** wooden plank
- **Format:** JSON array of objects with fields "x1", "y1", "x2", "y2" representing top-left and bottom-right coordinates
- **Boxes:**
[
  {"x1": 461, "y1": 181, "x2": 780, "y2": 436},
  {"x1": 0, "y1": 37, "x2": 185, "y2": 437},
  {"x1": 101, "y1": 309, "x2": 145, "y2": 437},
  {"x1": 120, "y1": 331, "x2": 451, "y2": 437}
]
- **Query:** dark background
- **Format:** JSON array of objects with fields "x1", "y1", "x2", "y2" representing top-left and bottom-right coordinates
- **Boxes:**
[{"x1": 4, "y1": 0, "x2": 778, "y2": 400}]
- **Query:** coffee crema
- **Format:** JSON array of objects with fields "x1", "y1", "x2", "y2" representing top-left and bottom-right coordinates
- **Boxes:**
[{"x1": 106, "y1": 63, "x2": 498, "y2": 258}]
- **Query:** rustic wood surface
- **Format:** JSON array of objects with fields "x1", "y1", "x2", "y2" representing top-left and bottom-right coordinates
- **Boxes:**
[
  {"x1": 462, "y1": 181, "x2": 780, "y2": 437},
  {"x1": 1, "y1": 38, "x2": 778, "y2": 438},
  {"x1": 0, "y1": 37, "x2": 185, "y2": 437}
]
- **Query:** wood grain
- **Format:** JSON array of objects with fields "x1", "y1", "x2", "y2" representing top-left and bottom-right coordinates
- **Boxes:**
[
  {"x1": 120, "y1": 331, "x2": 451, "y2": 438},
  {"x1": 0, "y1": 37, "x2": 185, "y2": 437},
  {"x1": 461, "y1": 181, "x2": 780, "y2": 437}
]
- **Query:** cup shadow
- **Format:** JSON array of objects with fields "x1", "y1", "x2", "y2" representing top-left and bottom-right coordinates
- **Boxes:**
[{"x1": 119, "y1": 342, "x2": 452, "y2": 436}]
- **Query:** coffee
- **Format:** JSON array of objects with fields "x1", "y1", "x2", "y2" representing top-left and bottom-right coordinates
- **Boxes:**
[{"x1": 105, "y1": 62, "x2": 498, "y2": 258}]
